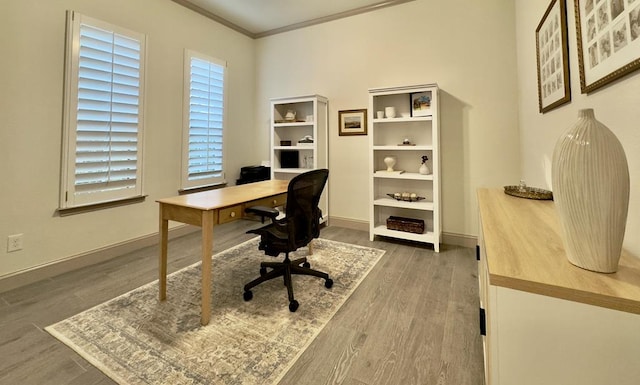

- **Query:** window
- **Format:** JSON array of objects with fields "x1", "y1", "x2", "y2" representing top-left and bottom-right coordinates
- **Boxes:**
[
  {"x1": 181, "y1": 50, "x2": 227, "y2": 190},
  {"x1": 60, "y1": 11, "x2": 146, "y2": 209}
]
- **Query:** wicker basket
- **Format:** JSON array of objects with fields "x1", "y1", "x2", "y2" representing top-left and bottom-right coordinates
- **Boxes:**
[{"x1": 386, "y1": 216, "x2": 425, "y2": 234}]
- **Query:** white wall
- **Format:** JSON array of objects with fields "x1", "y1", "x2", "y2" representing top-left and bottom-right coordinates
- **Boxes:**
[
  {"x1": 1, "y1": 0, "x2": 524, "y2": 280},
  {"x1": 254, "y1": 0, "x2": 521, "y2": 237},
  {"x1": 515, "y1": 0, "x2": 640, "y2": 256},
  {"x1": 0, "y1": 0, "x2": 255, "y2": 276}
]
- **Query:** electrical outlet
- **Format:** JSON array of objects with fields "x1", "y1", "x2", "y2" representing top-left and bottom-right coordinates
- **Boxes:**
[{"x1": 7, "y1": 234, "x2": 23, "y2": 252}]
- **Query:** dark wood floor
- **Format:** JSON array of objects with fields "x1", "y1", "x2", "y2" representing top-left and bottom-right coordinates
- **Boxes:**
[{"x1": 0, "y1": 221, "x2": 484, "y2": 385}]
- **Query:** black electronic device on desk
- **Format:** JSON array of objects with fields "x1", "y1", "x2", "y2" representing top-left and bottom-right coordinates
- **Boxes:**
[{"x1": 236, "y1": 165, "x2": 270, "y2": 185}]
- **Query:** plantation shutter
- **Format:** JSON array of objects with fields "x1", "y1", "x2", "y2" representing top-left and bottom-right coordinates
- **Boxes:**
[
  {"x1": 182, "y1": 52, "x2": 226, "y2": 189},
  {"x1": 61, "y1": 12, "x2": 146, "y2": 209}
]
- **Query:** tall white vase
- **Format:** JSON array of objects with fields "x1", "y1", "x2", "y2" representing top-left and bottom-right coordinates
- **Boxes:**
[{"x1": 552, "y1": 109, "x2": 630, "y2": 273}]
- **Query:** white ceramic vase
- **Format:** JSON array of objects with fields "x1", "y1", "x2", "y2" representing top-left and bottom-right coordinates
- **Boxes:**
[
  {"x1": 384, "y1": 106, "x2": 396, "y2": 118},
  {"x1": 419, "y1": 162, "x2": 430, "y2": 175},
  {"x1": 552, "y1": 108, "x2": 630, "y2": 273},
  {"x1": 383, "y1": 156, "x2": 396, "y2": 171}
]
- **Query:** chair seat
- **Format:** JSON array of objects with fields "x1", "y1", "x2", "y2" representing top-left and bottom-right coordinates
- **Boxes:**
[{"x1": 248, "y1": 224, "x2": 290, "y2": 257}]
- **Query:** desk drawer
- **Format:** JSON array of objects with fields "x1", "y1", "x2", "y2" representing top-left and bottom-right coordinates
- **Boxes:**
[
  {"x1": 218, "y1": 205, "x2": 243, "y2": 224},
  {"x1": 250, "y1": 193, "x2": 286, "y2": 208}
]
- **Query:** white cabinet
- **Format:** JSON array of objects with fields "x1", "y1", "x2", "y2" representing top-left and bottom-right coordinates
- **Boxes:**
[
  {"x1": 368, "y1": 84, "x2": 440, "y2": 251},
  {"x1": 270, "y1": 95, "x2": 329, "y2": 221},
  {"x1": 477, "y1": 188, "x2": 640, "y2": 385}
]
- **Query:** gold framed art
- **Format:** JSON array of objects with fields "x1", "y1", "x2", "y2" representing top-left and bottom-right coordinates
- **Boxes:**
[
  {"x1": 536, "y1": 0, "x2": 571, "y2": 113},
  {"x1": 574, "y1": 0, "x2": 640, "y2": 93},
  {"x1": 338, "y1": 109, "x2": 367, "y2": 136}
]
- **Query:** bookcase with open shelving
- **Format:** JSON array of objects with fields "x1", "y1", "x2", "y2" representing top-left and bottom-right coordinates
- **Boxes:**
[
  {"x1": 368, "y1": 84, "x2": 440, "y2": 251},
  {"x1": 270, "y1": 94, "x2": 329, "y2": 222}
]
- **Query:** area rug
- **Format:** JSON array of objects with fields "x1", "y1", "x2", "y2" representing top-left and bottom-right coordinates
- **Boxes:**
[{"x1": 46, "y1": 238, "x2": 385, "y2": 385}]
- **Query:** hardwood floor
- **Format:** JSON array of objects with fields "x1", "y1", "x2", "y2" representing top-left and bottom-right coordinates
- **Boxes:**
[{"x1": 0, "y1": 221, "x2": 484, "y2": 385}]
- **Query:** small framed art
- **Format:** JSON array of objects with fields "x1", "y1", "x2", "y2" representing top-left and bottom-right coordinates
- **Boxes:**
[
  {"x1": 410, "y1": 92, "x2": 432, "y2": 117},
  {"x1": 536, "y1": 0, "x2": 571, "y2": 113},
  {"x1": 338, "y1": 109, "x2": 367, "y2": 136},
  {"x1": 574, "y1": 0, "x2": 640, "y2": 93}
]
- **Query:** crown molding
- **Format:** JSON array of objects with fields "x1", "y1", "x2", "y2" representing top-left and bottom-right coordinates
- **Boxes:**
[
  {"x1": 172, "y1": 0, "x2": 256, "y2": 37},
  {"x1": 172, "y1": 0, "x2": 416, "y2": 39}
]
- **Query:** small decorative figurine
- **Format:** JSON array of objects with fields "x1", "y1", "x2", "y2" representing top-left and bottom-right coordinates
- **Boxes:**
[
  {"x1": 285, "y1": 110, "x2": 296, "y2": 121},
  {"x1": 384, "y1": 156, "x2": 396, "y2": 171}
]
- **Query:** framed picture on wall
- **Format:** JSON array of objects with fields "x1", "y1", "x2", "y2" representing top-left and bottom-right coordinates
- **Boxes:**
[
  {"x1": 536, "y1": 0, "x2": 571, "y2": 113},
  {"x1": 338, "y1": 109, "x2": 367, "y2": 136},
  {"x1": 575, "y1": 0, "x2": 640, "y2": 93}
]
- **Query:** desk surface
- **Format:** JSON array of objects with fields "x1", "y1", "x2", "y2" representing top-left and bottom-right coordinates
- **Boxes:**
[
  {"x1": 477, "y1": 188, "x2": 640, "y2": 314},
  {"x1": 157, "y1": 180, "x2": 290, "y2": 210}
]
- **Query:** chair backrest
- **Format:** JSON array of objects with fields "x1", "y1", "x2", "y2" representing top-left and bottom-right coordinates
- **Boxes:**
[{"x1": 285, "y1": 169, "x2": 329, "y2": 248}]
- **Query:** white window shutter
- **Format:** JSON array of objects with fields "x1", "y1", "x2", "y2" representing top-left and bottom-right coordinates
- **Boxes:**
[
  {"x1": 61, "y1": 12, "x2": 146, "y2": 209},
  {"x1": 182, "y1": 51, "x2": 226, "y2": 189}
]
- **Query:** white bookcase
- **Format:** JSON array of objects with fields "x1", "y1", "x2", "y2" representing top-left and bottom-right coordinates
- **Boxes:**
[
  {"x1": 368, "y1": 84, "x2": 440, "y2": 251},
  {"x1": 270, "y1": 94, "x2": 329, "y2": 222}
]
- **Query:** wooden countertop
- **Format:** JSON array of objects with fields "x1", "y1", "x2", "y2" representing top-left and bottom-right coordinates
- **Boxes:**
[{"x1": 477, "y1": 188, "x2": 640, "y2": 314}]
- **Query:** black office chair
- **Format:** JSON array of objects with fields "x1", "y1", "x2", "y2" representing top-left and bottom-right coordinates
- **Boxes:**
[{"x1": 243, "y1": 169, "x2": 332, "y2": 312}]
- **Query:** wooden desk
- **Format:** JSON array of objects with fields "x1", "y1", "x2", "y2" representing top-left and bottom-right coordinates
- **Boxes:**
[{"x1": 157, "y1": 180, "x2": 289, "y2": 325}]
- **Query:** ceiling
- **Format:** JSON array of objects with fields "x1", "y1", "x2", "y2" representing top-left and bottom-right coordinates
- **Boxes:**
[{"x1": 172, "y1": 0, "x2": 414, "y2": 38}]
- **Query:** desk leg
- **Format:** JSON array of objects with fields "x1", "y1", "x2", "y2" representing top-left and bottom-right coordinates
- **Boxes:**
[
  {"x1": 159, "y1": 204, "x2": 168, "y2": 301},
  {"x1": 200, "y1": 210, "x2": 214, "y2": 326}
]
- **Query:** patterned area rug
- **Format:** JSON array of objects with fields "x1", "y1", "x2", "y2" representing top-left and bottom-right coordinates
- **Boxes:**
[{"x1": 46, "y1": 238, "x2": 385, "y2": 385}]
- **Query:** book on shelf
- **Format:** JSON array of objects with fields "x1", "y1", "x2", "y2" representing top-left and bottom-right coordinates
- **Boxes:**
[{"x1": 375, "y1": 170, "x2": 405, "y2": 175}]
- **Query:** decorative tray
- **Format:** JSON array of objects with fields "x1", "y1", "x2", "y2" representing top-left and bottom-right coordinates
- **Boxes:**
[
  {"x1": 387, "y1": 193, "x2": 426, "y2": 202},
  {"x1": 504, "y1": 185, "x2": 553, "y2": 200}
]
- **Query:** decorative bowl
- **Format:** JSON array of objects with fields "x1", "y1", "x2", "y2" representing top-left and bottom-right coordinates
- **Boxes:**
[
  {"x1": 387, "y1": 193, "x2": 426, "y2": 202},
  {"x1": 503, "y1": 185, "x2": 553, "y2": 200}
]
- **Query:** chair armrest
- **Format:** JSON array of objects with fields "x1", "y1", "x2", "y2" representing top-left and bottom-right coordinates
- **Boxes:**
[{"x1": 245, "y1": 205, "x2": 280, "y2": 220}]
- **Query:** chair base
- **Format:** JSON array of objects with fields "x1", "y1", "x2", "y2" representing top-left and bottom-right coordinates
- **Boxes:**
[{"x1": 243, "y1": 253, "x2": 333, "y2": 312}]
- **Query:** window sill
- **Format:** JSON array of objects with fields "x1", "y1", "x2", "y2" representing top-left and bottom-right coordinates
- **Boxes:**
[
  {"x1": 57, "y1": 195, "x2": 147, "y2": 217},
  {"x1": 178, "y1": 182, "x2": 227, "y2": 195}
]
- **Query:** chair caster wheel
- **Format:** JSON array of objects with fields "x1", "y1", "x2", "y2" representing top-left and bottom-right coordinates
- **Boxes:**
[
  {"x1": 325, "y1": 278, "x2": 333, "y2": 289},
  {"x1": 259, "y1": 267, "x2": 267, "y2": 276},
  {"x1": 243, "y1": 290, "x2": 253, "y2": 301},
  {"x1": 302, "y1": 262, "x2": 310, "y2": 268},
  {"x1": 289, "y1": 300, "x2": 299, "y2": 312}
]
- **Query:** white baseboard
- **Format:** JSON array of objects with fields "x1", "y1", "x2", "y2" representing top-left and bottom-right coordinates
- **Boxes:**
[
  {"x1": 328, "y1": 216, "x2": 369, "y2": 231},
  {"x1": 441, "y1": 232, "x2": 478, "y2": 249},
  {"x1": 0, "y1": 225, "x2": 198, "y2": 294}
]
